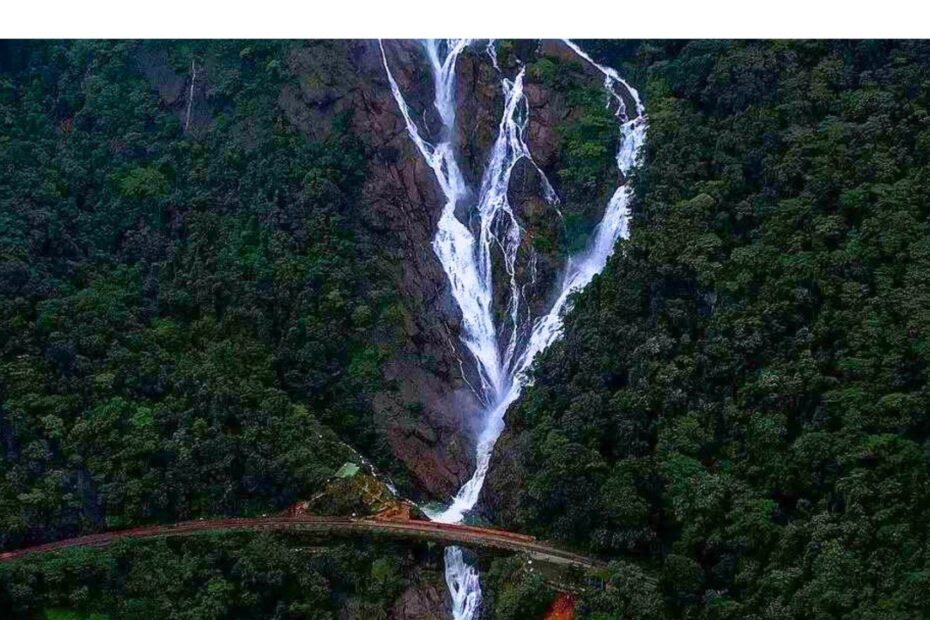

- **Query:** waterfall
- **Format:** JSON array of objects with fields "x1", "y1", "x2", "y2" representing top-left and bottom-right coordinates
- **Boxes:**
[{"x1": 380, "y1": 39, "x2": 645, "y2": 620}]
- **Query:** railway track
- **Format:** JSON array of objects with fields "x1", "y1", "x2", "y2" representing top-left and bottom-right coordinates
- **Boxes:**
[{"x1": 0, "y1": 516, "x2": 599, "y2": 569}]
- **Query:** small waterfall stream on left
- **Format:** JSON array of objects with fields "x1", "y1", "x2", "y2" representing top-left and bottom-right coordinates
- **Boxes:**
[{"x1": 380, "y1": 39, "x2": 645, "y2": 620}]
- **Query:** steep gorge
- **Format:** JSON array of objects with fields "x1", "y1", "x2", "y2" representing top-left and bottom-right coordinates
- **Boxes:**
[{"x1": 376, "y1": 39, "x2": 644, "y2": 619}]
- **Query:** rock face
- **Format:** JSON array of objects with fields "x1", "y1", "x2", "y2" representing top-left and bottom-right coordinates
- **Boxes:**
[
  {"x1": 476, "y1": 425, "x2": 526, "y2": 526},
  {"x1": 389, "y1": 570, "x2": 452, "y2": 619},
  {"x1": 275, "y1": 39, "x2": 616, "y2": 506},
  {"x1": 339, "y1": 564, "x2": 451, "y2": 620}
]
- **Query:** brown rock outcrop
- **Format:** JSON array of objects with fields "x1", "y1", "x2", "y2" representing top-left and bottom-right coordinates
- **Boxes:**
[{"x1": 389, "y1": 570, "x2": 452, "y2": 620}]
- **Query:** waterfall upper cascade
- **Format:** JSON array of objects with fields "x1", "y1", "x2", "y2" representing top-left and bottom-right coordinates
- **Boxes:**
[{"x1": 380, "y1": 39, "x2": 646, "y2": 620}]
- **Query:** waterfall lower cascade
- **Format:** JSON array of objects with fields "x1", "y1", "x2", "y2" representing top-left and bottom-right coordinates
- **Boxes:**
[{"x1": 380, "y1": 39, "x2": 646, "y2": 620}]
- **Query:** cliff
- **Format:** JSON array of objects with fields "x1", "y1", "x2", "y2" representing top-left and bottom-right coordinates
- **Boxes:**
[{"x1": 134, "y1": 39, "x2": 621, "y2": 505}]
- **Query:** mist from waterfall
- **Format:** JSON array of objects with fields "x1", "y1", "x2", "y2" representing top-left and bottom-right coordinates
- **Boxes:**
[{"x1": 380, "y1": 39, "x2": 645, "y2": 620}]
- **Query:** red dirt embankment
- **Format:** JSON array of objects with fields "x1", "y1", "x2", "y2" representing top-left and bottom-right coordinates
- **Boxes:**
[{"x1": 544, "y1": 593, "x2": 575, "y2": 620}]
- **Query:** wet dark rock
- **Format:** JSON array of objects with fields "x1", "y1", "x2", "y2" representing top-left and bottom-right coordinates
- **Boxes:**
[{"x1": 389, "y1": 569, "x2": 452, "y2": 619}]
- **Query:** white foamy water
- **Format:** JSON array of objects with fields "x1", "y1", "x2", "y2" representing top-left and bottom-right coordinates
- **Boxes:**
[{"x1": 380, "y1": 39, "x2": 645, "y2": 620}]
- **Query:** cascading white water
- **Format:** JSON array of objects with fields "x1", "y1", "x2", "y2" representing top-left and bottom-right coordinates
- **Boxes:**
[{"x1": 381, "y1": 39, "x2": 645, "y2": 620}]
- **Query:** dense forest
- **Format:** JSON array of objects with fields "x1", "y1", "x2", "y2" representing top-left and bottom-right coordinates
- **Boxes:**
[
  {"x1": 0, "y1": 40, "x2": 408, "y2": 549},
  {"x1": 0, "y1": 534, "x2": 447, "y2": 618},
  {"x1": 489, "y1": 40, "x2": 930, "y2": 618},
  {"x1": 3, "y1": 38, "x2": 930, "y2": 619}
]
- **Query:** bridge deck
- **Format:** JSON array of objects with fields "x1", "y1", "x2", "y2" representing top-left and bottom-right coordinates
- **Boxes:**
[{"x1": 0, "y1": 516, "x2": 599, "y2": 569}]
